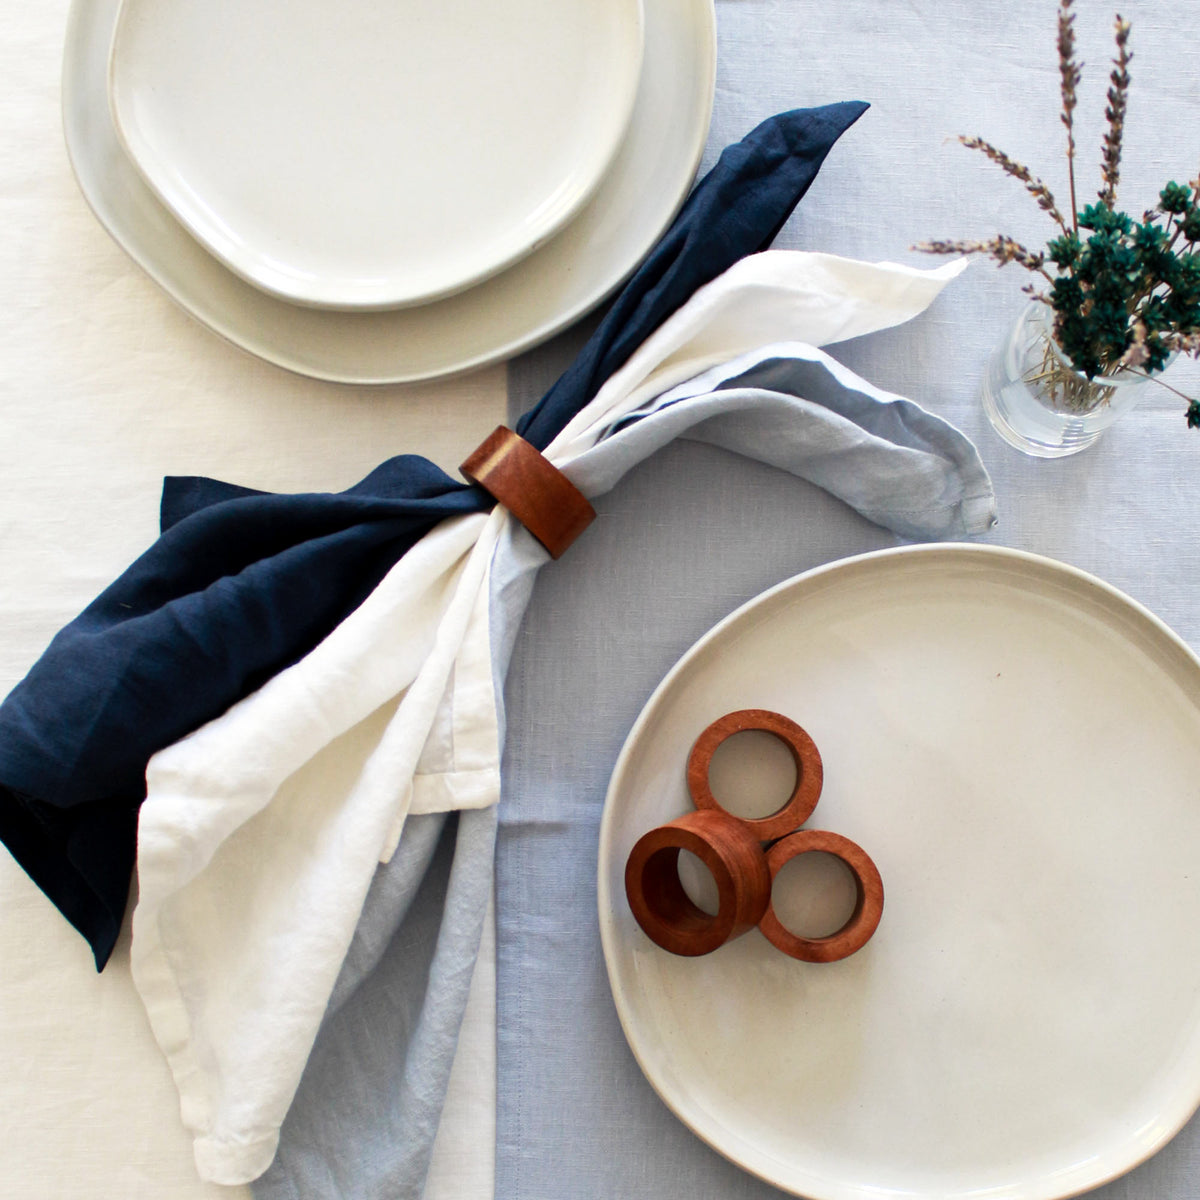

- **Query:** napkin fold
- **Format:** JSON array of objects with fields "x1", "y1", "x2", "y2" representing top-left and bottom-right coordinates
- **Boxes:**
[
  {"x1": 0, "y1": 101, "x2": 868, "y2": 970},
  {"x1": 124, "y1": 249, "x2": 992, "y2": 1188}
]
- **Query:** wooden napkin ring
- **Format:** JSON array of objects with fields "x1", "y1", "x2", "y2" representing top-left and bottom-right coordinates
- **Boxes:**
[
  {"x1": 686, "y1": 709, "x2": 823, "y2": 841},
  {"x1": 624, "y1": 810, "x2": 771, "y2": 956},
  {"x1": 758, "y1": 830, "x2": 884, "y2": 963},
  {"x1": 460, "y1": 425, "x2": 595, "y2": 559}
]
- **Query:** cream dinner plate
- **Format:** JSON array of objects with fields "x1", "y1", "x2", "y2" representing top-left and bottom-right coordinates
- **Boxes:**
[
  {"x1": 108, "y1": 0, "x2": 644, "y2": 311},
  {"x1": 63, "y1": 0, "x2": 715, "y2": 382},
  {"x1": 599, "y1": 544, "x2": 1200, "y2": 1200}
]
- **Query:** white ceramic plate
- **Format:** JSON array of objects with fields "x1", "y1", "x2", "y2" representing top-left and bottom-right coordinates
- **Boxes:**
[
  {"x1": 63, "y1": 0, "x2": 714, "y2": 382},
  {"x1": 108, "y1": 0, "x2": 644, "y2": 311},
  {"x1": 599, "y1": 544, "x2": 1200, "y2": 1200}
]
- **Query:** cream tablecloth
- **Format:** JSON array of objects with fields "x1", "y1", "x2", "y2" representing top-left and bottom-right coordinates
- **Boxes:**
[
  {"x1": 2, "y1": 0, "x2": 1199, "y2": 1197},
  {"x1": 0, "y1": 2, "x2": 502, "y2": 1195}
]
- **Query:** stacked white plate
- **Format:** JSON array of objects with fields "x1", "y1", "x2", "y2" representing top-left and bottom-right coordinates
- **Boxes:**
[{"x1": 64, "y1": 0, "x2": 717, "y2": 383}]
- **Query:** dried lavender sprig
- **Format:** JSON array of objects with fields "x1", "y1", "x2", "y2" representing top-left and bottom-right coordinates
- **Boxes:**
[
  {"x1": 913, "y1": 236, "x2": 1052, "y2": 278},
  {"x1": 1099, "y1": 16, "x2": 1132, "y2": 208},
  {"x1": 958, "y1": 136, "x2": 1069, "y2": 231},
  {"x1": 1058, "y1": 0, "x2": 1082, "y2": 233},
  {"x1": 1119, "y1": 326, "x2": 1200, "y2": 370},
  {"x1": 1164, "y1": 330, "x2": 1200, "y2": 356}
]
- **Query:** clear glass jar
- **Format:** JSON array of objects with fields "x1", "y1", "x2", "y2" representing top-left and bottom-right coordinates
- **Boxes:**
[{"x1": 981, "y1": 303, "x2": 1164, "y2": 458}]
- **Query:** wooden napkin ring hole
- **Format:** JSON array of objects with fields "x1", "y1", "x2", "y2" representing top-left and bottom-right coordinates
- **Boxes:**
[
  {"x1": 460, "y1": 425, "x2": 595, "y2": 559},
  {"x1": 686, "y1": 709, "x2": 823, "y2": 841},
  {"x1": 758, "y1": 830, "x2": 884, "y2": 962},
  {"x1": 624, "y1": 810, "x2": 771, "y2": 957}
]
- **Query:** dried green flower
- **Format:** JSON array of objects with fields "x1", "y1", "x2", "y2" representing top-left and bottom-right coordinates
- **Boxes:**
[
  {"x1": 1160, "y1": 182, "x2": 1192, "y2": 214},
  {"x1": 1078, "y1": 203, "x2": 1133, "y2": 236},
  {"x1": 1047, "y1": 231, "x2": 1083, "y2": 267}
]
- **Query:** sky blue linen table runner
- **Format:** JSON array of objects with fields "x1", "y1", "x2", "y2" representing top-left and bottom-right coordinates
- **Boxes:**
[{"x1": 490, "y1": 3, "x2": 1200, "y2": 1196}]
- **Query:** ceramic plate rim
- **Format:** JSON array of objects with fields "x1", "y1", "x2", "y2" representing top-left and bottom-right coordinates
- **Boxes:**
[
  {"x1": 598, "y1": 542, "x2": 1200, "y2": 1200},
  {"x1": 106, "y1": 0, "x2": 645, "y2": 311},
  {"x1": 61, "y1": 0, "x2": 715, "y2": 383}
]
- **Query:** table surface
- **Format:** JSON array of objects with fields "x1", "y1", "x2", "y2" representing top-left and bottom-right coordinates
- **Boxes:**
[{"x1": 2, "y1": 0, "x2": 1198, "y2": 1196}]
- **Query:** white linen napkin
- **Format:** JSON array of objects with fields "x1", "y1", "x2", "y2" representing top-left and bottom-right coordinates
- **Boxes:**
[{"x1": 130, "y1": 250, "x2": 986, "y2": 1184}]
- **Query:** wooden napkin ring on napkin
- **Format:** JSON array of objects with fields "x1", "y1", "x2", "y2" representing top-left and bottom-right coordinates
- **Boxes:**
[
  {"x1": 686, "y1": 709, "x2": 823, "y2": 841},
  {"x1": 460, "y1": 425, "x2": 595, "y2": 559},
  {"x1": 758, "y1": 830, "x2": 884, "y2": 963},
  {"x1": 624, "y1": 810, "x2": 771, "y2": 956}
]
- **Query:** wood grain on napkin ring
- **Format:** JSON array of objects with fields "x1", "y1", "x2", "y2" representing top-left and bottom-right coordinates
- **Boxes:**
[
  {"x1": 758, "y1": 829, "x2": 884, "y2": 963},
  {"x1": 624, "y1": 810, "x2": 771, "y2": 956},
  {"x1": 460, "y1": 425, "x2": 595, "y2": 559},
  {"x1": 686, "y1": 708, "x2": 823, "y2": 841}
]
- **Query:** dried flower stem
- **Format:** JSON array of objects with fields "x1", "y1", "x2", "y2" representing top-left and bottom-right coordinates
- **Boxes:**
[
  {"x1": 1026, "y1": 340, "x2": 1117, "y2": 412},
  {"x1": 1099, "y1": 16, "x2": 1132, "y2": 208},
  {"x1": 1125, "y1": 367, "x2": 1198, "y2": 405},
  {"x1": 958, "y1": 136, "x2": 1069, "y2": 231},
  {"x1": 1058, "y1": 0, "x2": 1082, "y2": 234},
  {"x1": 914, "y1": 236, "x2": 1054, "y2": 281}
]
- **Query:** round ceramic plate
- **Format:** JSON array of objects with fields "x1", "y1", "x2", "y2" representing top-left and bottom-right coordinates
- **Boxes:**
[
  {"x1": 599, "y1": 544, "x2": 1200, "y2": 1200},
  {"x1": 108, "y1": 0, "x2": 644, "y2": 310},
  {"x1": 62, "y1": 0, "x2": 714, "y2": 382}
]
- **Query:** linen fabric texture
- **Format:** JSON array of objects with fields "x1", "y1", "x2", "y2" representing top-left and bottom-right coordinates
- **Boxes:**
[{"x1": 0, "y1": 101, "x2": 869, "y2": 970}]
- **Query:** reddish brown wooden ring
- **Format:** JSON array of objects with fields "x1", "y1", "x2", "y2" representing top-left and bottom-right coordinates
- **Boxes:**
[
  {"x1": 758, "y1": 829, "x2": 884, "y2": 963},
  {"x1": 460, "y1": 425, "x2": 595, "y2": 559},
  {"x1": 624, "y1": 810, "x2": 771, "y2": 956},
  {"x1": 686, "y1": 709, "x2": 823, "y2": 841}
]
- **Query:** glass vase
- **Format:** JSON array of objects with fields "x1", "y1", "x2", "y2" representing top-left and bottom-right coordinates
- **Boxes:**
[{"x1": 981, "y1": 303, "x2": 1160, "y2": 458}]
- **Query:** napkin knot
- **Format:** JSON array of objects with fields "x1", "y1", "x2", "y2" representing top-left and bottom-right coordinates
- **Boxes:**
[{"x1": 460, "y1": 426, "x2": 595, "y2": 559}]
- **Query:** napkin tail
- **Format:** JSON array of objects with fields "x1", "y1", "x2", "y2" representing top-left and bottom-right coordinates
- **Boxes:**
[
  {"x1": 515, "y1": 102, "x2": 869, "y2": 451},
  {"x1": 752, "y1": 101, "x2": 871, "y2": 251}
]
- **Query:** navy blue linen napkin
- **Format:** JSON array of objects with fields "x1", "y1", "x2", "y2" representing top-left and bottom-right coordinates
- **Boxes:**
[{"x1": 0, "y1": 101, "x2": 867, "y2": 970}]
